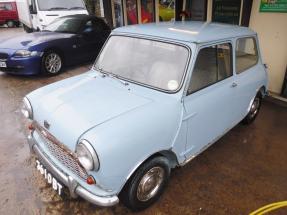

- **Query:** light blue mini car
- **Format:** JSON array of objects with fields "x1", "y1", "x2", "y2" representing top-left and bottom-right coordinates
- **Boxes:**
[{"x1": 22, "y1": 22, "x2": 268, "y2": 211}]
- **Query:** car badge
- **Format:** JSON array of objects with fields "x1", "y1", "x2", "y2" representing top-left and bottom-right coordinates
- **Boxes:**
[{"x1": 44, "y1": 120, "x2": 50, "y2": 129}]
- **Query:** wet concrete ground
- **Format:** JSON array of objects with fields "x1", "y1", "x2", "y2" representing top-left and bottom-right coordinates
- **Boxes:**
[{"x1": 0, "y1": 28, "x2": 287, "y2": 215}]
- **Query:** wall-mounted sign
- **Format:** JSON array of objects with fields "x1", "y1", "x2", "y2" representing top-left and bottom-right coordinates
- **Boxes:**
[
  {"x1": 260, "y1": 0, "x2": 287, "y2": 13},
  {"x1": 212, "y1": 0, "x2": 241, "y2": 25}
]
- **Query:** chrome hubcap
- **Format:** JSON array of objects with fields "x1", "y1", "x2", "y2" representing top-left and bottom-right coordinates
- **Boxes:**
[
  {"x1": 137, "y1": 167, "x2": 164, "y2": 202},
  {"x1": 250, "y1": 98, "x2": 260, "y2": 118},
  {"x1": 45, "y1": 53, "x2": 62, "y2": 74}
]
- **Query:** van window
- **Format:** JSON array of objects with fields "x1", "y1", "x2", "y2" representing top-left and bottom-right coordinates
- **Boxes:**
[
  {"x1": 236, "y1": 37, "x2": 258, "y2": 74},
  {"x1": 188, "y1": 43, "x2": 232, "y2": 94}
]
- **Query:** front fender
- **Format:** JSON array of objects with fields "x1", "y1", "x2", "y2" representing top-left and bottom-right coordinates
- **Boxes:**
[{"x1": 81, "y1": 100, "x2": 185, "y2": 194}]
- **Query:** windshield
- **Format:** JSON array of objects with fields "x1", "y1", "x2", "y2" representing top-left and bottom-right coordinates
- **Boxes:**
[
  {"x1": 95, "y1": 36, "x2": 189, "y2": 92},
  {"x1": 44, "y1": 17, "x2": 82, "y2": 33},
  {"x1": 37, "y1": 0, "x2": 85, "y2": 11}
]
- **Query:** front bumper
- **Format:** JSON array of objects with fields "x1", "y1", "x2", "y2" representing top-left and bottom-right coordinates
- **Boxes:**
[
  {"x1": 0, "y1": 55, "x2": 42, "y2": 75},
  {"x1": 27, "y1": 134, "x2": 119, "y2": 207}
]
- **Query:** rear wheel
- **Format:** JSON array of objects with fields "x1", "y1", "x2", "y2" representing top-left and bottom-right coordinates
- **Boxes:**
[
  {"x1": 6, "y1": 20, "x2": 15, "y2": 28},
  {"x1": 41, "y1": 51, "x2": 63, "y2": 75},
  {"x1": 120, "y1": 156, "x2": 170, "y2": 211},
  {"x1": 242, "y1": 94, "x2": 262, "y2": 124}
]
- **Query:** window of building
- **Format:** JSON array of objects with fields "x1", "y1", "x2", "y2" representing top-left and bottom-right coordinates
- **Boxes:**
[
  {"x1": 141, "y1": 0, "x2": 155, "y2": 23},
  {"x1": 236, "y1": 37, "x2": 258, "y2": 74},
  {"x1": 158, "y1": 0, "x2": 175, "y2": 22},
  {"x1": 188, "y1": 43, "x2": 232, "y2": 94},
  {"x1": 126, "y1": 0, "x2": 138, "y2": 25},
  {"x1": 112, "y1": 0, "x2": 124, "y2": 28},
  {"x1": 183, "y1": 0, "x2": 207, "y2": 21},
  {"x1": 212, "y1": 0, "x2": 241, "y2": 25}
]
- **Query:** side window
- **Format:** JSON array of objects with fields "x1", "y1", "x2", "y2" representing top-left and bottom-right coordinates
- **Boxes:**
[
  {"x1": 236, "y1": 37, "x2": 258, "y2": 74},
  {"x1": 188, "y1": 43, "x2": 232, "y2": 94},
  {"x1": 83, "y1": 20, "x2": 93, "y2": 33},
  {"x1": 0, "y1": 3, "x2": 4, "y2": 11},
  {"x1": 31, "y1": 0, "x2": 37, "y2": 13},
  {"x1": 84, "y1": 20, "x2": 104, "y2": 33},
  {"x1": 5, "y1": 3, "x2": 13, "y2": 10}
]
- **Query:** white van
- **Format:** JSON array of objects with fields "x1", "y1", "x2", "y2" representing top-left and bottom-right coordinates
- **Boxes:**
[{"x1": 16, "y1": 0, "x2": 88, "y2": 32}]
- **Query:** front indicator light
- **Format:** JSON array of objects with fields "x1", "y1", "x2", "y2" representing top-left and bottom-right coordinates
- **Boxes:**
[{"x1": 86, "y1": 175, "x2": 96, "y2": 185}]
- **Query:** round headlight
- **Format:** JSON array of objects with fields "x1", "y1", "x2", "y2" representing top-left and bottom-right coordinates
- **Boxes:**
[
  {"x1": 76, "y1": 140, "x2": 100, "y2": 171},
  {"x1": 21, "y1": 97, "x2": 33, "y2": 119}
]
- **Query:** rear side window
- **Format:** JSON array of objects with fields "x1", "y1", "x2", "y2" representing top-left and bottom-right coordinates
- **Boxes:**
[
  {"x1": 236, "y1": 37, "x2": 258, "y2": 74},
  {"x1": 188, "y1": 43, "x2": 232, "y2": 94}
]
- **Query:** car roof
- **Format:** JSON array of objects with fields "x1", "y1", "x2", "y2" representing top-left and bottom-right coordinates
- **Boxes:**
[{"x1": 113, "y1": 21, "x2": 257, "y2": 43}]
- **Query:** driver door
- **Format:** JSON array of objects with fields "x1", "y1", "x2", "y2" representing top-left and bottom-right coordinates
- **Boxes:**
[{"x1": 183, "y1": 42, "x2": 237, "y2": 158}]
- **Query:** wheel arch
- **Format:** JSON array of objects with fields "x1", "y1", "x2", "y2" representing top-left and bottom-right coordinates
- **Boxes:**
[
  {"x1": 120, "y1": 150, "x2": 178, "y2": 194},
  {"x1": 43, "y1": 47, "x2": 66, "y2": 65}
]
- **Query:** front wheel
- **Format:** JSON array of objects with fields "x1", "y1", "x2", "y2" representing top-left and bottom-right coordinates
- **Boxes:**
[
  {"x1": 41, "y1": 51, "x2": 63, "y2": 75},
  {"x1": 242, "y1": 94, "x2": 262, "y2": 124},
  {"x1": 120, "y1": 156, "x2": 170, "y2": 211}
]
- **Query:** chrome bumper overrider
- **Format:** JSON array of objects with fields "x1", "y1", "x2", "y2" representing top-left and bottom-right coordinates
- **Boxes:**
[{"x1": 27, "y1": 134, "x2": 119, "y2": 207}]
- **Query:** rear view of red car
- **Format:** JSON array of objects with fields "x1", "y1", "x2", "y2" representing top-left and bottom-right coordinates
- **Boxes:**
[{"x1": 0, "y1": 1, "x2": 19, "y2": 27}]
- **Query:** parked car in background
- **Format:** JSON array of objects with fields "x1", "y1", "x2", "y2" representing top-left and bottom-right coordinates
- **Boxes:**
[
  {"x1": 16, "y1": 0, "x2": 88, "y2": 32},
  {"x1": 0, "y1": 0, "x2": 19, "y2": 27},
  {"x1": 22, "y1": 22, "x2": 268, "y2": 211},
  {"x1": 0, "y1": 15, "x2": 110, "y2": 75}
]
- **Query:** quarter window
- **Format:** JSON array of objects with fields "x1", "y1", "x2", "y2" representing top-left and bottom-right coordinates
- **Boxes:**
[
  {"x1": 236, "y1": 37, "x2": 258, "y2": 74},
  {"x1": 188, "y1": 43, "x2": 232, "y2": 94}
]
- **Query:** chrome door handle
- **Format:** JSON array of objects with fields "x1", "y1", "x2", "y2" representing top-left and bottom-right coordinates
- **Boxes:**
[{"x1": 231, "y1": 82, "x2": 238, "y2": 88}]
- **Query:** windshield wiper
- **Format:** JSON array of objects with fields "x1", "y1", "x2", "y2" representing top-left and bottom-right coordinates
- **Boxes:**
[
  {"x1": 95, "y1": 66, "x2": 129, "y2": 86},
  {"x1": 69, "y1": 6, "x2": 85, "y2": 10},
  {"x1": 48, "y1": 7, "x2": 68, "y2": 11}
]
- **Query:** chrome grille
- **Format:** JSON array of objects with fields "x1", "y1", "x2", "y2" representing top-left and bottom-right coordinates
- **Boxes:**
[{"x1": 35, "y1": 124, "x2": 88, "y2": 180}]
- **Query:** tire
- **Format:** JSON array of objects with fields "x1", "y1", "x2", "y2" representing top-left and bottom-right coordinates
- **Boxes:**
[
  {"x1": 120, "y1": 156, "x2": 170, "y2": 211},
  {"x1": 41, "y1": 50, "x2": 63, "y2": 76},
  {"x1": 23, "y1": 24, "x2": 33, "y2": 33},
  {"x1": 242, "y1": 93, "x2": 262, "y2": 125},
  {"x1": 7, "y1": 21, "x2": 14, "y2": 28}
]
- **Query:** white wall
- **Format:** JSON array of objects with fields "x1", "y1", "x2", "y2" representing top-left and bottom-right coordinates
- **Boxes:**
[{"x1": 249, "y1": 0, "x2": 287, "y2": 94}]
